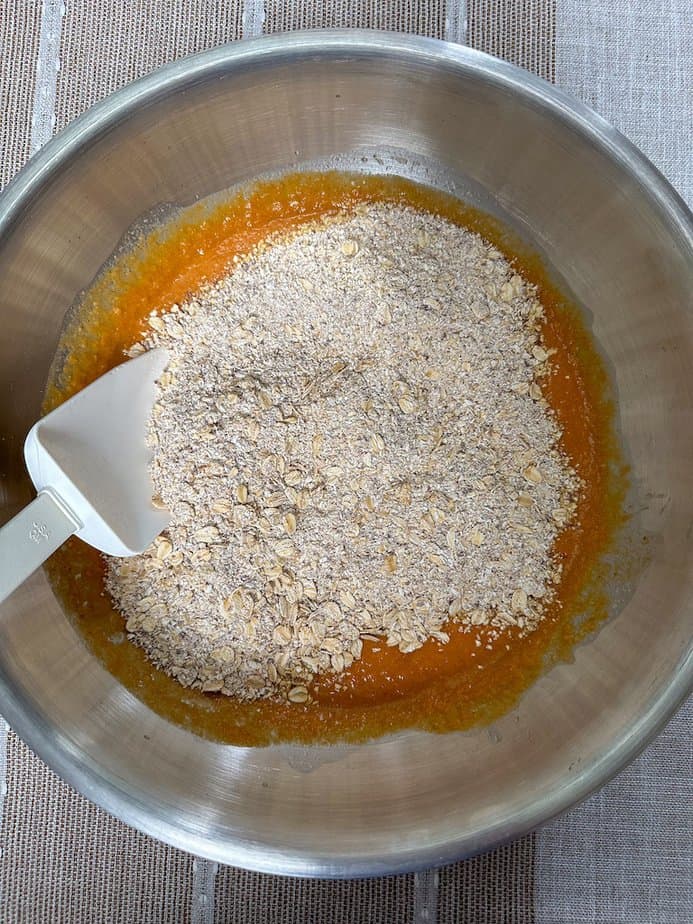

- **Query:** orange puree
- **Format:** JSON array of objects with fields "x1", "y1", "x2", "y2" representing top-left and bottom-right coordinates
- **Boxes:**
[{"x1": 44, "y1": 172, "x2": 626, "y2": 746}]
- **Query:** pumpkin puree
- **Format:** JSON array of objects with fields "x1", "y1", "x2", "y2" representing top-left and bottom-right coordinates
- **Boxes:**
[{"x1": 44, "y1": 172, "x2": 626, "y2": 746}]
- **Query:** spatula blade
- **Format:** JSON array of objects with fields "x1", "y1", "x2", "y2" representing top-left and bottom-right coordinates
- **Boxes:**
[{"x1": 24, "y1": 349, "x2": 171, "y2": 556}]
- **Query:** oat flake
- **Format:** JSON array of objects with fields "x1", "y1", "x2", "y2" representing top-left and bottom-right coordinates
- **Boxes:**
[{"x1": 106, "y1": 203, "x2": 578, "y2": 702}]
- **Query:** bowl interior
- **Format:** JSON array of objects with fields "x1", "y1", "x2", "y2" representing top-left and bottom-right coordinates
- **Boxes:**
[{"x1": 0, "y1": 34, "x2": 691, "y2": 875}]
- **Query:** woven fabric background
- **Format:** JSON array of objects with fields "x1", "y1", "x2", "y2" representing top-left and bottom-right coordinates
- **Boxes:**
[
  {"x1": 467, "y1": 0, "x2": 555, "y2": 80},
  {"x1": 210, "y1": 839, "x2": 535, "y2": 924},
  {"x1": 263, "y1": 0, "x2": 448, "y2": 39},
  {"x1": 0, "y1": 1, "x2": 41, "y2": 188},
  {"x1": 536, "y1": 699, "x2": 693, "y2": 924},
  {"x1": 0, "y1": 1, "x2": 690, "y2": 922},
  {"x1": 535, "y1": 3, "x2": 693, "y2": 919},
  {"x1": 0, "y1": 734, "x2": 193, "y2": 923},
  {"x1": 555, "y1": 0, "x2": 692, "y2": 206},
  {"x1": 55, "y1": 1, "x2": 243, "y2": 131}
]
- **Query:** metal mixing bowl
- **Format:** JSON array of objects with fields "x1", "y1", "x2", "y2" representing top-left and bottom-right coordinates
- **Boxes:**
[{"x1": 0, "y1": 32, "x2": 691, "y2": 876}]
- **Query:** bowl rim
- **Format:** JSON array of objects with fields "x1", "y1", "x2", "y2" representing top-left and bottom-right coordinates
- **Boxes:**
[{"x1": 0, "y1": 29, "x2": 691, "y2": 877}]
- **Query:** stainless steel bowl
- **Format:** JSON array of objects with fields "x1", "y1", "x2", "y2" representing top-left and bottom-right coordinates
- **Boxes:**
[{"x1": 0, "y1": 32, "x2": 691, "y2": 877}]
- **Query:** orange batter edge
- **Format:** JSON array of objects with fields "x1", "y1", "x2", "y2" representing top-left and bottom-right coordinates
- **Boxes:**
[{"x1": 44, "y1": 172, "x2": 627, "y2": 747}]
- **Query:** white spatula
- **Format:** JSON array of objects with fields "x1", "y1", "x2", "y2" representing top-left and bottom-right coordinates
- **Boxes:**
[{"x1": 0, "y1": 349, "x2": 171, "y2": 605}]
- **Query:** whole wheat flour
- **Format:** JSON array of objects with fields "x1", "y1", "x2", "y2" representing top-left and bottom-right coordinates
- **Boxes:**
[{"x1": 106, "y1": 203, "x2": 578, "y2": 703}]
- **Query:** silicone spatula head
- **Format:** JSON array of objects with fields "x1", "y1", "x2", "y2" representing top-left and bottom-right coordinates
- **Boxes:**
[{"x1": 23, "y1": 349, "x2": 171, "y2": 556}]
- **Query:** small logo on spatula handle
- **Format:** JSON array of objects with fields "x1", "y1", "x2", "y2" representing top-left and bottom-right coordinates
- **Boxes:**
[{"x1": 29, "y1": 521, "x2": 50, "y2": 543}]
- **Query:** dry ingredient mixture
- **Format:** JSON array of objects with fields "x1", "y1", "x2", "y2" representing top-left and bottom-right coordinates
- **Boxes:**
[{"x1": 106, "y1": 203, "x2": 578, "y2": 704}]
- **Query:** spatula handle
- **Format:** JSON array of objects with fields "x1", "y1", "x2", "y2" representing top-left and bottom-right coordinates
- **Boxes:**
[{"x1": 0, "y1": 490, "x2": 81, "y2": 606}]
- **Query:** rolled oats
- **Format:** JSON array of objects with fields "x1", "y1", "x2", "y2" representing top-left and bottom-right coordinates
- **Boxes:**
[{"x1": 108, "y1": 203, "x2": 578, "y2": 702}]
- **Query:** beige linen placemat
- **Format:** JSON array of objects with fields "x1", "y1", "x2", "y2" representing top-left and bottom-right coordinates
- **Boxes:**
[{"x1": 0, "y1": 2, "x2": 689, "y2": 922}]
